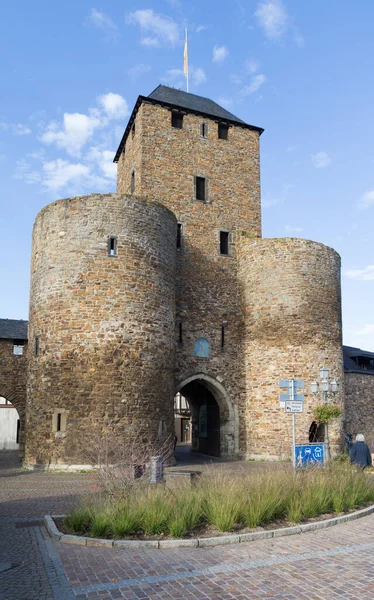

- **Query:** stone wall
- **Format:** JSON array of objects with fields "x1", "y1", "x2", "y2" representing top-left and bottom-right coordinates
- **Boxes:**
[
  {"x1": 0, "y1": 339, "x2": 27, "y2": 442},
  {"x1": 117, "y1": 102, "x2": 262, "y2": 457},
  {"x1": 238, "y1": 237, "x2": 344, "y2": 458},
  {"x1": 25, "y1": 193, "x2": 176, "y2": 467},
  {"x1": 344, "y1": 372, "x2": 374, "y2": 448}
]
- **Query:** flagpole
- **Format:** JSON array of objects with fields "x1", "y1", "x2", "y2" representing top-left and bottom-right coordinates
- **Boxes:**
[{"x1": 184, "y1": 28, "x2": 189, "y2": 93}]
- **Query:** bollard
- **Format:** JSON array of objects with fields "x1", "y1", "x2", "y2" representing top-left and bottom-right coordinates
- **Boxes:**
[{"x1": 149, "y1": 456, "x2": 164, "y2": 483}]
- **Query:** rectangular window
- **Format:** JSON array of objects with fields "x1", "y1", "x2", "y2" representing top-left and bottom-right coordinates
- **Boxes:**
[
  {"x1": 221, "y1": 326, "x2": 225, "y2": 348},
  {"x1": 108, "y1": 236, "x2": 117, "y2": 257},
  {"x1": 177, "y1": 223, "x2": 182, "y2": 249},
  {"x1": 220, "y1": 231, "x2": 230, "y2": 255},
  {"x1": 56, "y1": 413, "x2": 62, "y2": 432},
  {"x1": 171, "y1": 112, "x2": 183, "y2": 129},
  {"x1": 201, "y1": 123, "x2": 208, "y2": 138},
  {"x1": 35, "y1": 336, "x2": 39, "y2": 357},
  {"x1": 16, "y1": 419, "x2": 20, "y2": 443},
  {"x1": 130, "y1": 170, "x2": 135, "y2": 194},
  {"x1": 179, "y1": 322, "x2": 183, "y2": 344},
  {"x1": 195, "y1": 176, "x2": 206, "y2": 201},
  {"x1": 218, "y1": 123, "x2": 229, "y2": 140},
  {"x1": 13, "y1": 343, "x2": 24, "y2": 356}
]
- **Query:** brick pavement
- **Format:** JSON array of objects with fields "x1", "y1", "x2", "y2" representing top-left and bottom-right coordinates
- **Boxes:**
[{"x1": 1, "y1": 451, "x2": 374, "y2": 599}]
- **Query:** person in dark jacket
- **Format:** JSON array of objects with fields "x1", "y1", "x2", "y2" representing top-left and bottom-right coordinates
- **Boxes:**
[{"x1": 350, "y1": 434, "x2": 372, "y2": 470}]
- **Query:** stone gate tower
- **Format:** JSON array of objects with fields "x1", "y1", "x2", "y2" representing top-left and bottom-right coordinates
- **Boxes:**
[{"x1": 25, "y1": 85, "x2": 344, "y2": 467}]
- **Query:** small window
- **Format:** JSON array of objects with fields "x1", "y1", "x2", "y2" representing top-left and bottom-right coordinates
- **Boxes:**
[
  {"x1": 201, "y1": 123, "x2": 208, "y2": 138},
  {"x1": 220, "y1": 231, "x2": 230, "y2": 255},
  {"x1": 108, "y1": 236, "x2": 117, "y2": 257},
  {"x1": 130, "y1": 170, "x2": 135, "y2": 194},
  {"x1": 194, "y1": 338, "x2": 210, "y2": 358},
  {"x1": 171, "y1": 112, "x2": 183, "y2": 129},
  {"x1": 131, "y1": 123, "x2": 135, "y2": 139},
  {"x1": 177, "y1": 223, "x2": 182, "y2": 249},
  {"x1": 179, "y1": 322, "x2": 183, "y2": 344},
  {"x1": 34, "y1": 336, "x2": 39, "y2": 357},
  {"x1": 218, "y1": 123, "x2": 229, "y2": 140},
  {"x1": 13, "y1": 343, "x2": 24, "y2": 356},
  {"x1": 56, "y1": 413, "x2": 62, "y2": 432},
  {"x1": 195, "y1": 176, "x2": 206, "y2": 201},
  {"x1": 16, "y1": 419, "x2": 20, "y2": 443},
  {"x1": 221, "y1": 325, "x2": 225, "y2": 348},
  {"x1": 53, "y1": 410, "x2": 67, "y2": 434}
]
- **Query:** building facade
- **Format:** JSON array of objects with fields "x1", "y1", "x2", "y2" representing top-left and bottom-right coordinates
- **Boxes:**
[{"x1": 1, "y1": 86, "x2": 367, "y2": 467}]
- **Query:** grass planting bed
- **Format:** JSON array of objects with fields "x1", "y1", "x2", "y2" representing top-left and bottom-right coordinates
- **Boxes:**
[{"x1": 61, "y1": 463, "x2": 374, "y2": 542}]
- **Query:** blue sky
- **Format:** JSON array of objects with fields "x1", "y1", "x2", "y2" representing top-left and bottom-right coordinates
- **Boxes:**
[{"x1": 0, "y1": 0, "x2": 373, "y2": 349}]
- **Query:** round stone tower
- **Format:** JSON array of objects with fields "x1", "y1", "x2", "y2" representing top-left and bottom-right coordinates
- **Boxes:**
[
  {"x1": 238, "y1": 237, "x2": 344, "y2": 459},
  {"x1": 25, "y1": 193, "x2": 176, "y2": 468}
]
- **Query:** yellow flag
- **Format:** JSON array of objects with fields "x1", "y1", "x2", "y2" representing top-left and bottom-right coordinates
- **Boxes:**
[{"x1": 183, "y1": 31, "x2": 188, "y2": 76}]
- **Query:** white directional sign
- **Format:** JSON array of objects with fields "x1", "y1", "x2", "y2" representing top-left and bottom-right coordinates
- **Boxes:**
[{"x1": 285, "y1": 401, "x2": 303, "y2": 413}]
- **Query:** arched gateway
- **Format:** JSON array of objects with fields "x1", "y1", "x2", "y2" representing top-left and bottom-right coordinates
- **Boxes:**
[{"x1": 175, "y1": 374, "x2": 238, "y2": 458}]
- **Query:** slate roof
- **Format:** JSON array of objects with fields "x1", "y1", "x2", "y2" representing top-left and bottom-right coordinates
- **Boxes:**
[
  {"x1": 343, "y1": 345, "x2": 374, "y2": 374},
  {"x1": 0, "y1": 319, "x2": 28, "y2": 341},
  {"x1": 114, "y1": 85, "x2": 264, "y2": 162}
]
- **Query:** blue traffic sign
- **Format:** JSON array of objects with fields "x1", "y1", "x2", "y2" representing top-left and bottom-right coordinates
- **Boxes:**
[{"x1": 295, "y1": 444, "x2": 325, "y2": 467}]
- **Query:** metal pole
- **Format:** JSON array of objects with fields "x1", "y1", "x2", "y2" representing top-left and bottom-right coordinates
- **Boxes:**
[
  {"x1": 323, "y1": 390, "x2": 331, "y2": 461},
  {"x1": 290, "y1": 380, "x2": 296, "y2": 468}
]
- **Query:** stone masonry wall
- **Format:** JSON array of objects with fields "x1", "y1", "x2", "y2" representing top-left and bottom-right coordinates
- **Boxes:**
[
  {"x1": 344, "y1": 372, "x2": 374, "y2": 448},
  {"x1": 117, "y1": 102, "x2": 262, "y2": 457},
  {"x1": 25, "y1": 194, "x2": 176, "y2": 467},
  {"x1": 238, "y1": 237, "x2": 344, "y2": 458},
  {"x1": 0, "y1": 339, "x2": 27, "y2": 442}
]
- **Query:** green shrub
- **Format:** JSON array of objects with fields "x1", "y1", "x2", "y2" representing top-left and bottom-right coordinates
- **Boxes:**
[
  {"x1": 167, "y1": 493, "x2": 202, "y2": 537},
  {"x1": 111, "y1": 506, "x2": 143, "y2": 537},
  {"x1": 90, "y1": 512, "x2": 112, "y2": 538},
  {"x1": 202, "y1": 474, "x2": 244, "y2": 532},
  {"x1": 64, "y1": 507, "x2": 92, "y2": 534},
  {"x1": 141, "y1": 492, "x2": 172, "y2": 535}
]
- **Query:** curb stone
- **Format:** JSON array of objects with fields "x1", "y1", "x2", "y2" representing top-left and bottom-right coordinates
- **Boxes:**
[{"x1": 44, "y1": 503, "x2": 374, "y2": 550}]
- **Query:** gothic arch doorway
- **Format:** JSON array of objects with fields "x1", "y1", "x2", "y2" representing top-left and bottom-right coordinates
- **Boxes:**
[{"x1": 175, "y1": 374, "x2": 238, "y2": 458}]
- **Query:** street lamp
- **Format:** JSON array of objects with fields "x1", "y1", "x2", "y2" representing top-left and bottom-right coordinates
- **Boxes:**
[{"x1": 310, "y1": 367, "x2": 339, "y2": 461}]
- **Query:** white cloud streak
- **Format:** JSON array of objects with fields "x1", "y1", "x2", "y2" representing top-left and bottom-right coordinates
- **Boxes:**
[
  {"x1": 128, "y1": 63, "x2": 151, "y2": 80},
  {"x1": 212, "y1": 45, "x2": 229, "y2": 63},
  {"x1": 127, "y1": 10, "x2": 179, "y2": 47},
  {"x1": 86, "y1": 8, "x2": 117, "y2": 31},
  {"x1": 358, "y1": 189, "x2": 374, "y2": 210},
  {"x1": 344, "y1": 266, "x2": 374, "y2": 281},
  {"x1": 311, "y1": 151, "x2": 331, "y2": 168},
  {"x1": 241, "y1": 74, "x2": 267, "y2": 95},
  {"x1": 255, "y1": 0, "x2": 288, "y2": 40}
]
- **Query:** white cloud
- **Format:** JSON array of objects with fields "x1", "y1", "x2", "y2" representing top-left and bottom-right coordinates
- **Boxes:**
[
  {"x1": 358, "y1": 189, "x2": 374, "y2": 210},
  {"x1": 128, "y1": 63, "x2": 151, "y2": 80},
  {"x1": 0, "y1": 122, "x2": 31, "y2": 135},
  {"x1": 311, "y1": 151, "x2": 331, "y2": 168},
  {"x1": 191, "y1": 67, "x2": 206, "y2": 86},
  {"x1": 244, "y1": 59, "x2": 259, "y2": 74},
  {"x1": 86, "y1": 8, "x2": 117, "y2": 31},
  {"x1": 241, "y1": 74, "x2": 267, "y2": 96},
  {"x1": 127, "y1": 9, "x2": 179, "y2": 47},
  {"x1": 285, "y1": 225, "x2": 304, "y2": 233},
  {"x1": 42, "y1": 159, "x2": 90, "y2": 191},
  {"x1": 86, "y1": 147, "x2": 117, "y2": 180},
  {"x1": 98, "y1": 93, "x2": 129, "y2": 120},
  {"x1": 212, "y1": 45, "x2": 229, "y2": 63},
  {"x1": 196, "y1": 25, "x2": 208, "y2": 33},
  {"x1": 39, "y1": 93, "x2": 128, "y2": 157},
  {"x1": 354, "y1": 324, "x2": 374, "y2": 337},
  {"x1": 344, "y1": 266, "x2": 374, "y2": 281},
  {"x1": 255, "y1": 0, "x2": 288, "y2": 40}
]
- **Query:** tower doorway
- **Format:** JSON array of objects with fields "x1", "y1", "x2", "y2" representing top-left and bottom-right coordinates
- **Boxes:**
[
  {"x1": 175, "y1": 374, "x2": 238, "y2": 459},
  {"x1": 0, "y1": 397, "x2": 20, "y2": 450}
]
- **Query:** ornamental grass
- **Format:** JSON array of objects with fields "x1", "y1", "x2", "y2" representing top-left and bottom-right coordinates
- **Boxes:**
[{"x1": 64, "y1": 462, "x2": 374, "y2": 539}]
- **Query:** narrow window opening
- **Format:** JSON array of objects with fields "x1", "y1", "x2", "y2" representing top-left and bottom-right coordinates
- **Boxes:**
[
  {"x1": 221, "y1": 326, "x2": 225, "y2": 348},
  {"x1": 177, "y1": 223, "x2": 182, "y2": 249},
  {"x1": 218, "y1": 123, "x2": 229, "y2": 140},
  {"x1": 131, "y1": 123, "x2": 135, "y2": 139},
  {"x1": 195, "y1": 176, "x2": 206, "y2": 201},
  {"x1": 201, "y1": 123, "x2": 208, "y2": 138},
  {"x1": 179, "y1": 322, "x2": 183, "y2": 344},
  {"x1": 56, "y1": 413, "x2": 62, "y2": 432},
  {"x1": 35, "y1": 336, "x2": 39, "y2": 357},
  {"x1": 171, "y1": 112, "x2": 183, "y2": 129},
  {"x1": 220, "y1": 231, "x2": 230, "y2": 255},
  {"x1": 16, "y1": 419, "x2": 20, "y2": 443},
  {"x1": 130, "y1": 170, "x2": 135, "y2": 194},
  {"x1": 108, "y1": 236, "x2": 117, "y2": 257}
]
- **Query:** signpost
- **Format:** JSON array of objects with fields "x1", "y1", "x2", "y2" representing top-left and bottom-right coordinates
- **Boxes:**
[{"x1": 279, "y1": 379, "x2": 305, "y2": 468}]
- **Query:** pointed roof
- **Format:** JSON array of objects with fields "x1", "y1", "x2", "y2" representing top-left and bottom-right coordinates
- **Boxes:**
[{"x1": 114, "y1": 85, "x2": 264, "y2": 162}]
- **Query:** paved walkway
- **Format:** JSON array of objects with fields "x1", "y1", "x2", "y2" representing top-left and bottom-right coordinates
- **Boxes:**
[{"x1": 1, "y1": 451, "x2": 374, "y2": 599}]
